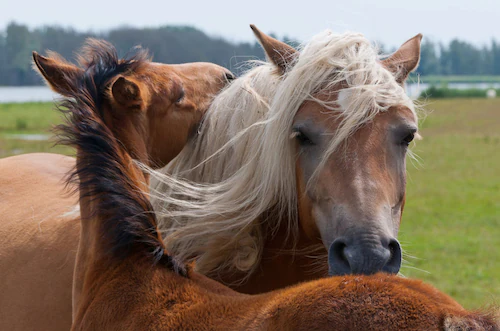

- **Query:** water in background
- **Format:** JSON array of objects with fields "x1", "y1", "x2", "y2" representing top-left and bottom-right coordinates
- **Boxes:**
[
  {"x1": 2, "y1": 83, "x2": 500, "y2": 103},
  {"x1": 0, "y1": 86, "x2": 59, "y2": 103}
]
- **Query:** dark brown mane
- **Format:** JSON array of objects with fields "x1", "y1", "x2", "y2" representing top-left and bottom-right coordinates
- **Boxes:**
[
  {"x1": 55, "y1": 40, "x2": 186, "y2": 274},
  {"x1": 74, "y1": 39, "x2": 150, "y2": 118}
]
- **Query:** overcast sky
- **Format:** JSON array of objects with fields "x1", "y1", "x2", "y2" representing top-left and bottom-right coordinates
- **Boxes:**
[{"x1": 2, "y1": 0, "x2": 499, "y2": 47}]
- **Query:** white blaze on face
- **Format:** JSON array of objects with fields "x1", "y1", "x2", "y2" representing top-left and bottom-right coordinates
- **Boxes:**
[
  {"x1": 337, "y1": 88, "x2": 368, "y2": 204},
  {"x1": 337, "y1": 89, "x2": 352, "y2": 113},
  {"x1": 332, "y1": 88, "x2": 394, "y2": 236}
]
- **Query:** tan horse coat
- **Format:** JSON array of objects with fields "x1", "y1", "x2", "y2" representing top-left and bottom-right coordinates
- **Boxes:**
[
  {"x1": 64, "y1": 64, "x2": 497, "y2": 330},
  {"x1": 0, "y1": 153, "x2": 78, "y2": 330},
  {"x1": 0, "y1": 36, "x2": 231, "y2": 330}
]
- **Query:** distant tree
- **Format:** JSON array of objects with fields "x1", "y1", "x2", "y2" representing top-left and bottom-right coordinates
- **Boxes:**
[
  {"x1": 4, "y1": 22, "x2": 41, "y2": 85},
  {"x1": 439, "y1": 43, "x2": 452, "y2": 75},
  {"x1": 0, "y1": 31, "x2": 6, "y2": 84},
  {"x1": 479, "y1": 44, "x2": 493, "y2": 75},
  {"x1": 283, "y1": 35, "x2": 300, "y2": 49},
  {"x1": 34, "y1": 26, "x2": 91, "y2": 62},
  {"x1": 416, "y1": 39, "x2": 440, "y2": 76},
  {"x1": 447, "y1": 39, "x2": 482, "y2": 75},
  {"x1": 1, "y1": 21, "x2": 500, "y2": 86},
  {"x1": 491, "y1": 40, "x2": 500, "y2": 75}
]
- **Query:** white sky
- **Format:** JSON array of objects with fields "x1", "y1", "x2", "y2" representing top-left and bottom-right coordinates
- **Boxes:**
[{"x1": 2, "y1": 0, "x2": 499, "y2": 47}]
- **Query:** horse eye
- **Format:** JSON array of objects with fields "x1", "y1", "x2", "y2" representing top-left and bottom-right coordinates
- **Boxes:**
[
  {"x1": 402, "y1": 132, "x2": 415, "y2": 146},
  {"x1": 294, "y1": 130, "x2": 314, "y2": 146},
  {"x1": 175, "y1": 89, "x2": 185, "y2": 105}
]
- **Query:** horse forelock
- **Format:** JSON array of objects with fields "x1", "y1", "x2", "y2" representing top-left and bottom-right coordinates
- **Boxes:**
[{"x1": 148, "y1": 30, "x2": 418, "y2": 280}]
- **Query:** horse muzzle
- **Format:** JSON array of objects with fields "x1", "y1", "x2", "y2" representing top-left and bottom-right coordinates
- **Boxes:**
[{"x1": 327, "y1": 235, "x2": 402, "y2": 276}]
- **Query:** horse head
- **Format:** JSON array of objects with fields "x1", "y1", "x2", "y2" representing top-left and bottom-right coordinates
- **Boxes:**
[
  {"x1": 252, "y1": 26, "x2": 421, "y2": 276},
  {"x1": 33, "y1": 39, "x2": 234, "y2": 168}
]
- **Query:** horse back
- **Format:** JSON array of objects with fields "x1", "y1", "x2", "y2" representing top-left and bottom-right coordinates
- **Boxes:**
[{"x1": 0, "y1": 153, "x2": 79, "y2": 331}]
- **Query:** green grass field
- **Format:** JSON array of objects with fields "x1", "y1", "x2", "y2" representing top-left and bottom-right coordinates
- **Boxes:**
[
  {"x1": 0, "y1": 102, "x2": 72, "y2": 157},
  {"x1": 0, "y1": 99, "x2": 498, "y2": 309},
  {"x1": 400, "y1": 98, "x2": 500, "y2": 309}
]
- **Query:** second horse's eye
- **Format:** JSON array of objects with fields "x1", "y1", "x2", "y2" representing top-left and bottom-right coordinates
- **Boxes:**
[
  {"x1": 294, "y1": 129, "x2": 314, "y2": 146},
  {"x1": 402, "y1": 132, "x2": 415, "y2": 146},
  {"x1": 175, "y1": 89, "x2": 185, "y2": 104}
]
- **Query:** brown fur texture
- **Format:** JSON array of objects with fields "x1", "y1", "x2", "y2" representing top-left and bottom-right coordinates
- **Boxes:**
[
  {"x1": 153, "y1": 27, "x2": 423, "y2": 292},
  {"x1": 0, "y1": 39, "x2": 231, "y2": 331},
  {"x1": 67, "y1": 57, "x2": 498, "y2": 330},
  {"x1": 0, "y1": 153, "x2": 78, "y2": 331}
]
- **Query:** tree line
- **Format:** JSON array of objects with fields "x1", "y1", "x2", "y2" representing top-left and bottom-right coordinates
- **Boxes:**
[
  {"x1": 0, "y1": 22, "x2": 499, "y2": 86},
  {"x1": 417, "y1": 39, "x2": 500, "y2": 76},
  {"x1": 0, "y1": 22, "x2": 270, "y2": 86}
]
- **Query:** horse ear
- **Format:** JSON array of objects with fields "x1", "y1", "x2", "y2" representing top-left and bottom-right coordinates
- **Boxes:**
[
  {"x1": 381, "y1": 34, "x2": 423, "y2": 84},
  {"x1": 111, "y1": 76, "x2": 144, "y2": 110},
  {"x1": 250, "y1": 24, "x2": 298, "y2": 74},
  {"x1": 33, "y1": 51, "x2": 83, "y2": 97}
]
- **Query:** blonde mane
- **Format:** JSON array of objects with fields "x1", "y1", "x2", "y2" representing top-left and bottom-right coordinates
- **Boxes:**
[{"x1": 147, "y1": 30, "x2": 416, "y2": 279}]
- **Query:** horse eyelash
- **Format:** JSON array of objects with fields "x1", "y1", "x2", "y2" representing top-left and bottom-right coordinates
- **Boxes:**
[
  {"x1": 175, "y1": 89, "x2": 186, "y2": 104},
  {"x1": 402, "y1": 132, "x2": 415, "y2": 146},
  {"x1": 292, "y1": 129, "x2": 314, "y2": 146}
]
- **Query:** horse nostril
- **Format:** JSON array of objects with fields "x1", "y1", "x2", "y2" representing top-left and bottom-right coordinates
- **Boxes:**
[
  {"x1": 328, "y1": 239, "x2": 351, "y2": 276},
  {"x1": 334, "y1": 241, "x2": 348, "y2": 265},
  {"x1": 384, "y1": 239, "x2": 402, "y2": 274},
  {"x1": 328, "y1": 236, "x2": 402, "y2": 276}
]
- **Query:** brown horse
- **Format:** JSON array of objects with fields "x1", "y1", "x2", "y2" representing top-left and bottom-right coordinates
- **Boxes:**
[
  {"x1": 65, "y1": 62, "x2": 499, "y2": 330},
  {"x1": 0, "y1": 39, "x2": 232, "y2": 331},
  {"x1": 149, "y1": 26, "x2": 422, "y2": 292}
]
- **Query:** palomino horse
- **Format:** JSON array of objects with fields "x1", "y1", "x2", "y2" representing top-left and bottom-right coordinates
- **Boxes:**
[
  {"x1": 149, "y1": 26, "x2": 422, "y2": 292},
  {"x1": 65, "y1": 60, "x2": 499, "y2": 330},
  {"x1": 0, "y1": 40, "x2": 232, "y2": 331}
]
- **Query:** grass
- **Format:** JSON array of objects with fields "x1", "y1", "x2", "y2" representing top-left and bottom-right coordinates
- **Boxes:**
[
  {"x1": 400, "y1": 98, "x2": 500, "y2": 309},
  {"x1": 0, "y1": 99, "x2": 498, "y2": 309},
  {"x1": 0, "y1": 102, "x2": 73, "y2": 157}
]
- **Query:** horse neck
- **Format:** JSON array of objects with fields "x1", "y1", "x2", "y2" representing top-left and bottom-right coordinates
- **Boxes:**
[
  {"x1": 72, "y1": 254, "x2": 165, "y2": 329},
  {"x1": 72, "y1": 153, "x2": 110, "y2": 319},
  {"x1": 228, "y1": 212, "x2": 327, "y2": 294},
  {"x1": 72, "y1": 186, "x2": 111, "y2": 321},
  {"x1": 247, "y1": 162, "x2": 327, "y2": 291},
  {"x1": 263, "y1": 212, "x2": 327, "y2": 272},
  {"x1": 72, "y1": 147, "x2": 150, "y2": 319},
  {"x1": 102, "y1": 103, "x2": 150, "y2": 167}
]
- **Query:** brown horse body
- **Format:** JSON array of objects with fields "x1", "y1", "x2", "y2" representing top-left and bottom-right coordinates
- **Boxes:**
[
  {"x1": 66, "y1": 55, "x2": 498, "y2": 330},
  {"x1": 1, "y1": 27, "x2": 497, "y2": 330},
  {"x1": 0, "y1": 153, "x2": 78, "y2": 330},
  {"x1": 0, "y1": 40, "x2": 231, "y2": 331}
]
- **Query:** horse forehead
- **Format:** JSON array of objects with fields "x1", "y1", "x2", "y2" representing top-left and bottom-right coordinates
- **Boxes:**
[
  {"x1": 378, "y1": 105, "x2": 417, "y2": 127},
  {"x1": 294, "y1": 100, "x2": 415, "y2": 130},
  {"x1": 294, "y1": 100, "x2": 333, "y2": 123},
  {"x1": 138, "y1": 63, "x2": 203, "y2": 93},
  {"x1": 145, "y1": 62, "x2": 179, "y2": 78},
  {"x1": 150, "y1": 61, "x2": 226, "y2": 75}
]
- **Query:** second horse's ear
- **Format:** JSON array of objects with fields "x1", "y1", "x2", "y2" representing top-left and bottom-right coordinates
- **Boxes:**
[
  {"x1": 250, "y1": 24, "x2": 298, "y2": 74},
  {"x1": 32, "y1": 51, "x2": 83, "y2": 97},
  {"x1": 110, "y1": 76, "x2": 145, "y2": 110},
  {"x1": 381, "y1": 34, "x2": 423, "y2": 84}
]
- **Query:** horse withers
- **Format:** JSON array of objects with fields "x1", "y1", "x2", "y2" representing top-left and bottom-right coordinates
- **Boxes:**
[
  {"x1": 0, "y1": 39, "x2": 232, "y2": 331},
  {"x1": 65, "y1": 57, "x2": 499, "y2": 330}
]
